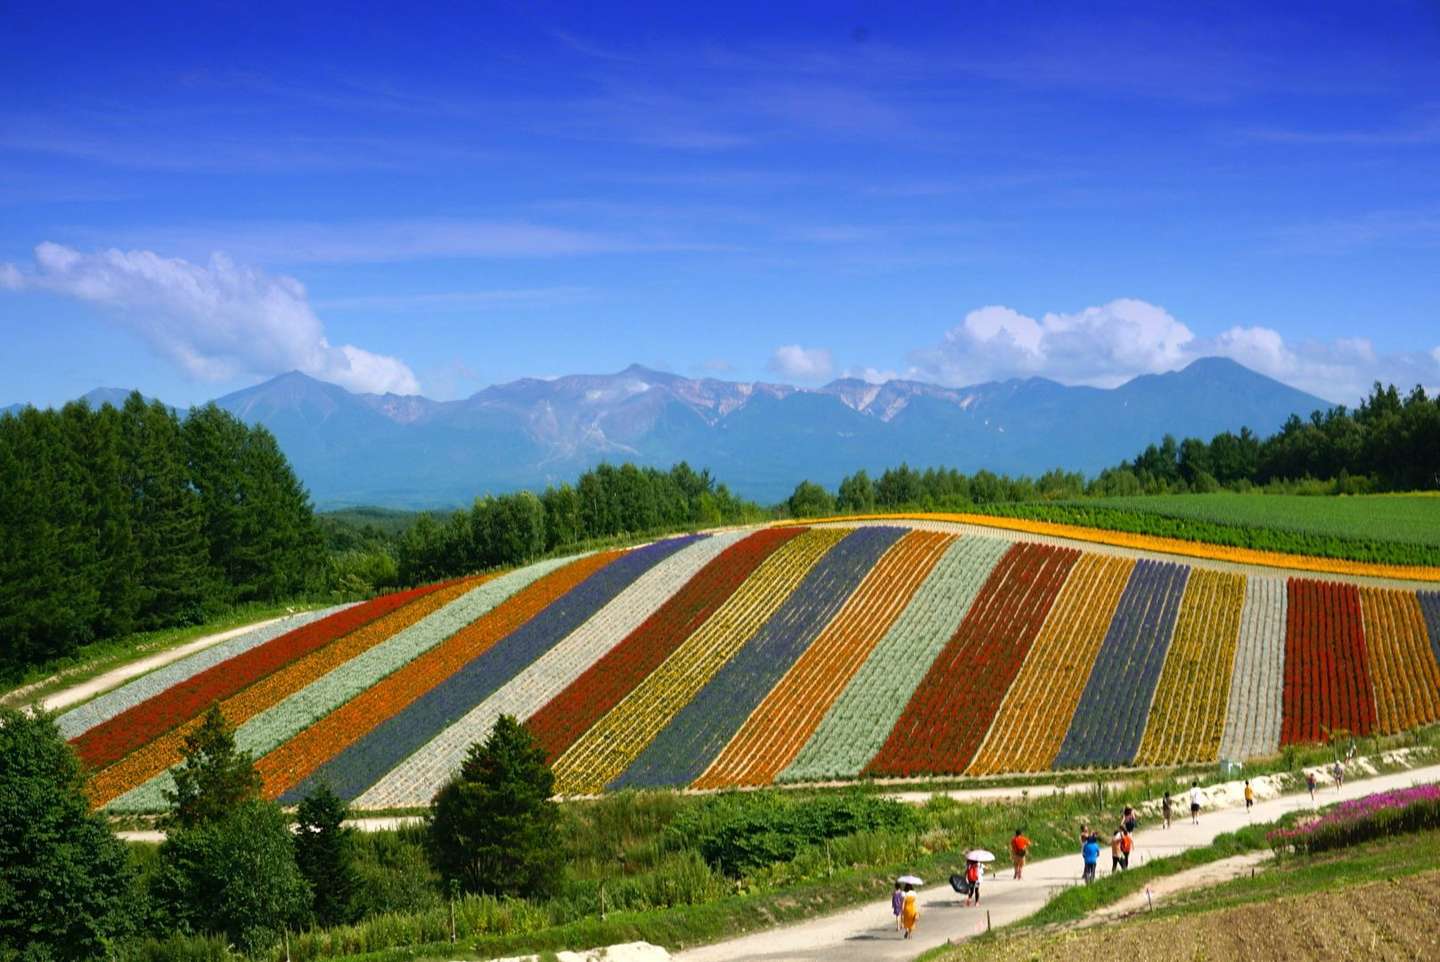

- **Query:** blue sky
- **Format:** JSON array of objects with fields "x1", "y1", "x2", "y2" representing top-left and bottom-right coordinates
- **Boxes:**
[{"x1": 2, "y1": 0, "x2": 1438, "y2": 407}]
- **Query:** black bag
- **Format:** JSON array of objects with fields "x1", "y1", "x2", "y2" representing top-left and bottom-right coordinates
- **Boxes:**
[{"x1": 949, "y1": 873, "x2": 972, "y2": 895}]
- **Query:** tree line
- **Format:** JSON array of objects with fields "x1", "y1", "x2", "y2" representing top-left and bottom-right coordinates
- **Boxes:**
[
  {"x1": 0, "y1": 395, "x2": 326, "y2": 679},
  {"x1": 783, "y1": 380, "x2": 1440, "y2": 515},
  {"x1": 395, "y1": 461, "x2": 764, "y2": 584}
]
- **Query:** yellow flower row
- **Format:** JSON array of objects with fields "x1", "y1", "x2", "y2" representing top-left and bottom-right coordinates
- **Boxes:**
[
  {"x1": 1359, "y1": 587, "x2": 1440, "y2": 734},
  {"x1": 1133, "y1": 568, "x2": 1245, "y2": 766}
]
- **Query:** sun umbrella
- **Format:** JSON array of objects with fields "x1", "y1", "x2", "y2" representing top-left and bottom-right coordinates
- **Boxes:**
[
  {"x1": 897, "y1": 874, "x2": 923, "y2": 886},
  {"x1": 965, "y1": 850, "x2": 996, "y2": 863}
]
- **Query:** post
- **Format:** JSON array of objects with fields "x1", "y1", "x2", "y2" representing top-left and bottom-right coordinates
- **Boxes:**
[
  {"x1": 986, "y1": 910, "x2": 992, "y2": 932},
  {"x1": 284, "y1": 929, "x2": 291, "y2": 962},
  {"x1": 449, "y1": 879, "x2": 458, "y2": 944}
]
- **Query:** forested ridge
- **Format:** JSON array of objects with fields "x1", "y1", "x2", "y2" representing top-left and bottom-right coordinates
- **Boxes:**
[
  {"x1": 0, "y1": 395, "x2": 325, "y2": 678},
  {"x1": 785, "y1": 381, "x2": 1440, "y2": 517}
]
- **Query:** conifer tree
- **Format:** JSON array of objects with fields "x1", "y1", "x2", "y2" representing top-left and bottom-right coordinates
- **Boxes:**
[
  {"x1": 294, "y1": 783, "x2": 358, "y2": 926},
  {"x1": 164, "y1": 704, "x2": 262, "y2": 829}
]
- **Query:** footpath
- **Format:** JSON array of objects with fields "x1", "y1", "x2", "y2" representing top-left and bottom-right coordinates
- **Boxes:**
[
  {"x1": 16, "y1": 616, "x2": 292, "y2": 714},
  {"x1": 673, "y1": 761, "x2": 1440, "y2": 962}
]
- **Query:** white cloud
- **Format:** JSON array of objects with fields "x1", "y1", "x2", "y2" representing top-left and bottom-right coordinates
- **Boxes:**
[
  {"x1": 909, "y1": 297, "x2": 1440, "y2": 404},
  {"x1": 2, "y1": 243, "x2": 420, "y2": 395},
  {"x1": 912, "y1": 298, "x2": 1193, "y2": 388},
  {"x1": 845, "y1": 366, "x2": 900, "y2": 384},
  {"x1": 768, "y1": 344, "x2": 834, "y2": 381}
]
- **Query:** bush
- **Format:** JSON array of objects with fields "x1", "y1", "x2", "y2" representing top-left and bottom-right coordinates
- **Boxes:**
[
  {"x1": 150, "y1": 800, "x2": 311, "y2": 955},
  {"x1": 665, "y1": 790, "x2": 918, "y2": 877},
  {"x1": 0, "y1": 709, "x2": 136, "y2": 961},
  {"x1": 1269, "y1": 783, "x2": 1440, "y2": 854}
]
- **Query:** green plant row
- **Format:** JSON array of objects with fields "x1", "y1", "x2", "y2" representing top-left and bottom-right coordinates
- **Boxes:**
[{"x1": 963, "y1": 501, "x2": 1440, "y2": 567}]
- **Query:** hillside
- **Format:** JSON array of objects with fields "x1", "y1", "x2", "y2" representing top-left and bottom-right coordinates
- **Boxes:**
[
  {"x1": 59, "y1": 518, "x2": 1440, "y2": 812},
  {"x1": 14, "y1": 357, "x2": 1332, "y2": 506}
]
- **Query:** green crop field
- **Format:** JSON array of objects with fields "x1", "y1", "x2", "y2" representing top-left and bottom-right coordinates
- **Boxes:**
[
  {"x1": 1084, "y1": 493, "x2": 1440, "y2": 547},
  {"x1": 966, "y1": 493, "x2": 1440, "y2": 567}
]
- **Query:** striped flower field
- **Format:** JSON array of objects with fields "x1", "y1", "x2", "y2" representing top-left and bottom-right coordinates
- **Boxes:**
[{"x1": 58, "y1": 520, "x2": 1440, "y2": 811}]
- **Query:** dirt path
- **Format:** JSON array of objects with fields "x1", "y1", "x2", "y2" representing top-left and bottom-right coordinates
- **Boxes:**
[
  {"x1": 1078, "y1": 850, "x2": 1273, "y2": 925},
  {"x1": 672, "y1": 762, "x2": 1440, "y2": 962},
  {"x1": 25, "y1": 616, "x2": 291, "y2": 713}
]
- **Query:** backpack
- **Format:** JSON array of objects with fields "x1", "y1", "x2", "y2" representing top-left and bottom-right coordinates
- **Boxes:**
[
  {"x1": 1120, "y1": 833, "x2": 1133, "y2": 855},
  {"x1": 966, "y1": 863, "x2": 979, "y2": 883}
]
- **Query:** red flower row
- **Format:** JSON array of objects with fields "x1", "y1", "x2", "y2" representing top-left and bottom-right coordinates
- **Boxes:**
[
  {"x1": 864, "y1": 542, "x2": 1080, "y2": 778},
  {"x1": 1280, "y1": 578, "x2": 1376, "y2": 745},
  {"x1": 526, "y1": 527, "x2": 805, "y2": 764},
  {"x1": 73, "y1": 580, "x2": 460, "y2": 769}
]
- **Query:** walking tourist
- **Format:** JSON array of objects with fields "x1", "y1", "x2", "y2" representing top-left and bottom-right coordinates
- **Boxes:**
[
  {"x1": 1122, "y1": 805, "x2": 1138, "y2": 834},
  {"x1": 891, "y1": 881, "x2": 904, "y2": 931},
  {"x1": 1119, "y1": 827, "x2": 1133, "y2": 870},
  {"x1": 963, "y1": 859, "x2": 983, "y2": 906},
  {"x1": 900, "y1": 884, "x2": 918, "y2": 939},
  {"x1": 1190, "y1": 781, "x2": 1202, "y2": 824},
  {"x1": 1110, "y1": 827, "x2": 1125, "y2": 873},
  {"x1": 1162, "y1": 791, "x2": 1173, "y2": 828},
  {"x1": 1082, "y1": 833, "x2": 1100, "y2": 884},
  {"x1": 1011, "y1": 829, "x2": 1030, "y2": 879},
  {"x1": 1244, "y1": 779, "x2": 1255, "y2": 812},
  {"x1": 1333, "y1": 760, "x2": 1345, "y2": 790},
  {"x1": 1307, "y1": 770, "x2": 1318, "y2": 803}
]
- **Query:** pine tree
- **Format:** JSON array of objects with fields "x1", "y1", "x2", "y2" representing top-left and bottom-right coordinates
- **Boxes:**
[
  {"x1": 164, "y1": 704, "x2": 262, "y2": 829},
  {"x1": 427, "y1": 715, "x2": 562, "y2": 898},
  {"x1": 0, "y1": 709, "x2": 136, "y2": 960},
  {"x1": 124, "y1": 395, "x2": 214, "y2": 627},
  {"x1": 294, "y1": 783, "x2": 358, "y2": 926}
]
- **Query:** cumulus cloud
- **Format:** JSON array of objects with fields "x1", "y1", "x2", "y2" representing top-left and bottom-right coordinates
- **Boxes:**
[
  {"x1": 2, "y1": 243, "x2": 420, "y2": 395},
  {"x1": 908, "y1": 298, "x2": 1440, "y2": 404},
  {"x1": 768, "y1": 344, "x2": 834, "y2": 381}
]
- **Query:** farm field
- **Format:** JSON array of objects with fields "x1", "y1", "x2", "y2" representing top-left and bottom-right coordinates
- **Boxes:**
[
  {"x1": 962, "y1": 493, "x2": 1440, "y2": 567},
  {"x1": 56, "y1": 518, "x2": 1440, "y2": 812}
]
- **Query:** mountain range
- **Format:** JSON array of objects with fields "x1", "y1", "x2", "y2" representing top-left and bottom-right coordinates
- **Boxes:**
[{"x1": 5, "y1": 357, "x2": 1330, "y2": 507}]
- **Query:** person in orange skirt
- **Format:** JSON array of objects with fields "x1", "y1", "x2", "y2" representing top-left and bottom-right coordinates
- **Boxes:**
[{"x1": 900, "y1": 883, "x2": 918, "y2": 939}]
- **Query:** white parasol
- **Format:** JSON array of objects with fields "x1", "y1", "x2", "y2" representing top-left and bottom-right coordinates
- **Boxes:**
[
  {"x1": 897, "y1": 874, "x2": 923, "y2": 886},
  {"x1": 965, "y1": 849, "x2": 996, "y2": 863}
]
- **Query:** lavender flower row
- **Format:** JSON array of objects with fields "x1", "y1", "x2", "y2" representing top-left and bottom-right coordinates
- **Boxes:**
[{"x1": 1054, "y1": 559, "x2": 1189, "y2": 768}]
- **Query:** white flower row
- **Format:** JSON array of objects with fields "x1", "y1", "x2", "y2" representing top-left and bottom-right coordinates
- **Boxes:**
[
  {"x1": 57, "y1": 605, "x2": 352, "y2": 740},
  {"x1": 106, "y1": 556, "x2": 580, "y2": 812},
  {"x1": 356, "y1": 531, "x2": 748, "y2": 807},
  {"x1": 779, "y1": 534, "x2": 1012, "y2": 782},
  {"x1": 1218, "y1": 575, "x2": 1287, "y2": 761}
]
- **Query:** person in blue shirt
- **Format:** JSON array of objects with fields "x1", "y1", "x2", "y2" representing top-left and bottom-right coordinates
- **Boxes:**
[{"x1": 1082, "y1": 833, "x2": 1100, "y2": 884}]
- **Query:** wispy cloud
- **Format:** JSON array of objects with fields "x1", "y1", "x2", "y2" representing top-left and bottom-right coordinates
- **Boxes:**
[
  {"x1": 768, "y1": 344, "x2": 834, "y2": 381},
  {"x1": 95, "y1": 218, "x2": 722, "y2": 265},
  {"x1": 1, "y1": 243, "x2": 420, "y2": 394},
  {"x1": 314, "y1": 287, "x2": 591, "y2": 312}
]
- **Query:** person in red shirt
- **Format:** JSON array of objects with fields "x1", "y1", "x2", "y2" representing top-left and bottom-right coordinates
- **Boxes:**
[{"x1": 1010, "y1": 828, "x2": 1031, "y2": 880}]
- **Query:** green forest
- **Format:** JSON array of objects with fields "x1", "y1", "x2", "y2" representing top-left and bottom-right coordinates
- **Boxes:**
[{"x1": 0, "y1": 396, "x2": 324, "y2": 679}]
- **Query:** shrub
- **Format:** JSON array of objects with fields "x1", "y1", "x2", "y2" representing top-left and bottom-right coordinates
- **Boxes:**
[{"x1": 1269, "y1": 783, "x2": 1440, "y2": 854}]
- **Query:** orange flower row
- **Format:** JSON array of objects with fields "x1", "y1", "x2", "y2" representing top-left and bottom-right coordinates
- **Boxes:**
[
  {"x1": 1360, "y1": 587, "x2": 1440, "y2": 734},
  {"x1": 779, "y1": 513, "x2": 1440, "y2": 583},
  {"x1": 256, "y1": 550, "x2": 624, "y2": 798},
  {"x1": 87, "y1": 577, "x2": 485, "y2": 806},
  {"x1": 694, "y1": 530, "x2": 953, "y2": 789},
  {"x1": 967, "y1": 553, "x2": 1133, "y2": 774},
  {"x1": 1133, "y1": 568, "x2": 1245, "y2": 766}
]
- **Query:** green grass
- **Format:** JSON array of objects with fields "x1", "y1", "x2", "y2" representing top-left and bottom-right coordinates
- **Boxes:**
[
  {"x1": 0, "y1": 600, "x2": 330, "y2": 708},
  {"x1": 962, "y1": 493, "x2": 1440, "y2": 567}
]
